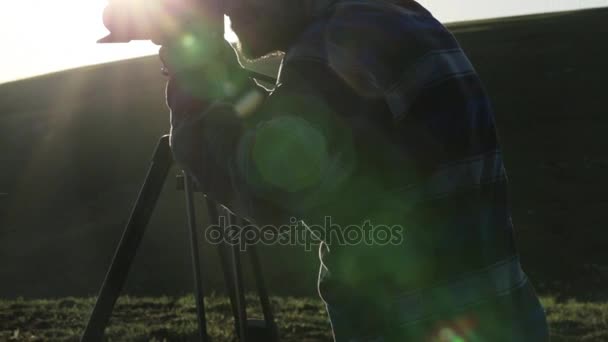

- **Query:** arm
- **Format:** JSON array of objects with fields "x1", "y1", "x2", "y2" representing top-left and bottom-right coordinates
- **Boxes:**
[
  {"x1": 168, "y1": 54, "x2": 409, "y2": 237},
  {"x1": 234, "y1": 59, "x2": 406, "y2": 230},
  {"x1": 168, "y1": 57, "x2": 367, "y2": 227},
  {"x1": 235, "y1": 60, "x2": 358, "y2": 226}
]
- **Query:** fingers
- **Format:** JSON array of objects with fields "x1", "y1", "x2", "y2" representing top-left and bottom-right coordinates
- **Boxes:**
[
  {"x1": 159, "y1": 46, "x2": 167, "y2": 64},
  {"x1": 159, "y1": 46, "x2": 171, "y2": 76},
  {"x1": 159, "y1": 38, "x2": 244, "y2": 82}
]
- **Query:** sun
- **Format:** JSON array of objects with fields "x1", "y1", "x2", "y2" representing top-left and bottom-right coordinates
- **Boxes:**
[{"x1": 0, "y1": 0, "x2": 240, "y2": 83}]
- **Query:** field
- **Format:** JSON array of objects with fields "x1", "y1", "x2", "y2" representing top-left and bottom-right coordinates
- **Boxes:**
[
  {"x1": 1, "y1": 295, "x2": 607, "y2": 341},
  {"x1": 1, "y1": 6, "x2": 608, "y2": 342}
]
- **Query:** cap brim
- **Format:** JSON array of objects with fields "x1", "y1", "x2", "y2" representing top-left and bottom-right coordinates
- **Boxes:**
[{"x1": 97, "y1": 33, "x2": 131, "y2": 44}]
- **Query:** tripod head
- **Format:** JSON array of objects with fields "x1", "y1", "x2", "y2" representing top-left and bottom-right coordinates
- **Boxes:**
[
  {"x1": 98, "y1": 0, "x2": 277, "y2": 83},
  {"x1": 98, "y1": 0, "x2": 224, "y2": 44}
]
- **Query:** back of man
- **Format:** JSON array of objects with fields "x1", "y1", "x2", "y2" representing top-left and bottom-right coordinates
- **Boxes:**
[
  {"x1": 165, "y1": 0, "x2": 550, "y2": 340},
  {"x1": 273, "y1": 1, "x2": 549, "y2": 340}
]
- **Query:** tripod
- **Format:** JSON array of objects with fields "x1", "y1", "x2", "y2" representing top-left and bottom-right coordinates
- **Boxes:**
[{"x1": 81, "y1": 135, "x2": 279, "y2": 342}]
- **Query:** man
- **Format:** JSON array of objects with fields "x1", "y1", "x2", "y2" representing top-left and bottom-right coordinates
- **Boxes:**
[{"x1": 161, "y1": 0, "x2": 550, "y2": 340}]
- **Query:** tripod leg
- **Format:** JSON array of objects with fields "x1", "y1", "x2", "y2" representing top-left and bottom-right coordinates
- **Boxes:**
[
  {"x1": 226, "y1": 210, "x2": 248, "y2": 342},
  {"x1": 248, "y1": 243, "x2": 279, "y2": 341},
  {"x1": 81, "y1": 135, "x2": 174, "y2": 342},
  {"x1": 207, "y1": 201, "x2": 241, "y2": 336},
  {"x1": 184, "y1": 172, "x2": 210, "y2": 342}
]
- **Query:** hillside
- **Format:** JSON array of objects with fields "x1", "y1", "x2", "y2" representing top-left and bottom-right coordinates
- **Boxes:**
[{"x1": 1, "y1": 7, "x2": 607, "y2": 300}]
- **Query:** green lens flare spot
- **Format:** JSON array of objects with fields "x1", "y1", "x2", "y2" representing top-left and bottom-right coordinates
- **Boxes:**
[
  {"x1": 252, "y1": 116, "x2": 329, "y2": 193},
  {"x1": 180, "y1": 33, "x2": 197, "y2": 49}
]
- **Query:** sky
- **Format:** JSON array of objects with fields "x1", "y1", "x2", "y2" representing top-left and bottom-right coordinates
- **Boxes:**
[{"x1": 1, "y1": 0, "x2": 607, "y2": 84}]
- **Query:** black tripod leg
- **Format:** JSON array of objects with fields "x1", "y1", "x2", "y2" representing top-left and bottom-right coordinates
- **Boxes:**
[
  {"x1": 227, "y1": 210, "x2": 248, "y2": 342},
  {"x1": 183, "y1": 172, "x2": 209, "y2": 342},
  {"x1": 81, "y1": 135, "x2": 174, "y2": 342},
  {"x1": 248, "y1": 243, "x2": 279, "y2": 341},
  {"x1": 207, "y1": 201, "x2": 241, "y2": 336}
]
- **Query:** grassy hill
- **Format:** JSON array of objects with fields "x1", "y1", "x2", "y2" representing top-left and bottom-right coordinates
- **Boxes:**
[
  {"x1": 1, "y1": 295, "x2": 606, "y2": 341},
  {"x1": 1, "y1": 7, "x2": 607, "y2": 302}
]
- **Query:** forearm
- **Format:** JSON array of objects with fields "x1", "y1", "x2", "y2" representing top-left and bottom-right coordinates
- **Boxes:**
[
  {"x1": 232, "y1": 61, "x2": 364, "y2": 227},
  {"x1": 167, "y1": 73, "x2": 268, "y2": 209}
]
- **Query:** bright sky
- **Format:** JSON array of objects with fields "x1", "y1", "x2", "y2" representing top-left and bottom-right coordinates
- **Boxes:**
[{"x1": 1, "y1": 0, "x2": 607, "y2": 84}]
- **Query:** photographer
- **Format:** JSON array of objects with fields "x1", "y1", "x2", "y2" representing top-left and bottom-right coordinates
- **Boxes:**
[{"x1": 160, "y1": 0, "x2": 550, "y2": 340}]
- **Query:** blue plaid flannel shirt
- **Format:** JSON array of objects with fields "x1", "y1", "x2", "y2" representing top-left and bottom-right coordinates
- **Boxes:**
[{"x1": 169, "y1": 0, "x2": 550, "y2": 340}]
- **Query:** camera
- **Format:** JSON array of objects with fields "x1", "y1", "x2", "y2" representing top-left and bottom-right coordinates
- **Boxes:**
[{"x1": 98, "y1": 0, "x2": 223, "y2": 44}]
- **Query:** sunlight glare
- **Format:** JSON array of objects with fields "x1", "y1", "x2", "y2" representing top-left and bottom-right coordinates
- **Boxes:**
[
  {"x1": 224, "y1": 16, "x2": 239, "y2": 44},
  {"x1": 2, "y1": 0, "x2": 607, "y2": 84},
  {"x1": 1, "y1": 0, "x2": 157, "y2": 84}
]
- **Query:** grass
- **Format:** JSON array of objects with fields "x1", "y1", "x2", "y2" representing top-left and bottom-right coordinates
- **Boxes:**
[
  {"x1": 0, "y1": 295, "x2": 607, "y2": 341},
  {"x1": 542, "y1": 297, "x2": 608, "y2": 342},
  {"x1": 0, "y1": 295, "x2": 330, "y2": 341}
]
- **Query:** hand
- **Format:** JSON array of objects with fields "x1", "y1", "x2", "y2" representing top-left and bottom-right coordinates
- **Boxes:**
[
  {"x1": 160, "y1": 35, "x2": 246, "y2": 90},
  {"x1": 161, "y1": 36, "x2": 248, "y2": 208},
  {"x1": 160, "y1": 36, "x2": 252, "y2": 116}
]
